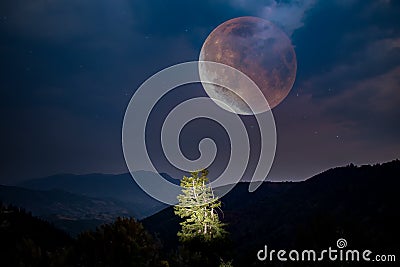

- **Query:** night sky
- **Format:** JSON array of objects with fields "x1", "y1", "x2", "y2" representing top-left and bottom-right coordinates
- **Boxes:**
[{"x1": 1, "y1": 0, "x2": 399, "y2": 184}]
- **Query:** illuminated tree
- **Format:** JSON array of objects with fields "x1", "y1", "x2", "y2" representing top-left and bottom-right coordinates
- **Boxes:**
[{"x1": 174, "y1": 169, "x2": 227, "y2": 242}]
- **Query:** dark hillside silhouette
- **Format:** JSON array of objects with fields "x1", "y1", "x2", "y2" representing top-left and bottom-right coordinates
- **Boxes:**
[
  {"x1": 143, "y1": 160, "x2": 400, "y2": 266},
  {"x1": 0, "y1": 203, "x2": 72, "y2": 266},
  {"x1": 1, "y1": 160, "x2": 399, "y2": 266}
]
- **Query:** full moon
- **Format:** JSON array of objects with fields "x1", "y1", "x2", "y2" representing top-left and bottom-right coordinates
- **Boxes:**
[{"x1": 199, "y1": 16, "x2": 297, "y2": 114}]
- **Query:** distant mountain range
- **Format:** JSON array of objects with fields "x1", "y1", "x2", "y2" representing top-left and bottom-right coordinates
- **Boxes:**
[
  {"x1": 0, "y1": 171, "x2": 179, "y2": 234},
  {"x1": 1, "y1": 159, "x2": 400, "y2": 263},
  {"x1": 19, "y1": 171, "x2": 179, "y2": 215},
  {"x1": 0, "y1": 185, "x2": 135, "y2": 235}
]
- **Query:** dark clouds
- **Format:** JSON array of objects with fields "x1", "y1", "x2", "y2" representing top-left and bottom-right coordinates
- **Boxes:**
[
  {"x1": 231, "y1": 0, "x2": 317, "y2": 35},
  {"x1": 0, "y1": 0, "x2": 399, "y2": 183},
  {"x1": 292, "y1": 0, "x2": 400, "y2": 143},
  {"x1": 293, "y1": 0, "x2": 400, "y2": 85},
  {"x1": 0, "y1": 0, "x2": 211, "y2": 182},
  {"x1": 267, "y1": 0, "x2": 400, "y2": 180}
]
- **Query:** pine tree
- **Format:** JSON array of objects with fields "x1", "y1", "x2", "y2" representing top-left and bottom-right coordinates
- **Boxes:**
[{"x1": 174, "y1": 169, "x2": 227, "y2": 242}]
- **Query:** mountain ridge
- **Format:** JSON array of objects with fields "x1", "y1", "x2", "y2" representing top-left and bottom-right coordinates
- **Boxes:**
[
  {"x1": 142, "y1": 160, "x2": 400, "y2": 265},
  {"x1": 17, "y1": 171, "x2": 179, "y2": 219},
  {"x1": 0, "y1": 184, "x2": 136, "y2": 235}
]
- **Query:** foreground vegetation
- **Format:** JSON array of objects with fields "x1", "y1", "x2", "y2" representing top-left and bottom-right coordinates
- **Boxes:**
[
  {"x1": 0, "y1": 169, "x2": 230, "y2": 267},
  {"x1": 1, "y1": 161, "x2": 399, "y2": 266},
  {"x1": 0, "y1": 204, "x2": 166, "y2": 266}
]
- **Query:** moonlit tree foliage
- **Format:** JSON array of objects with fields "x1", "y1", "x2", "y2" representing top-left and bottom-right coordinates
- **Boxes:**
[{"x1": 174, "y1": 169, "x2": 227, "y2": 242}]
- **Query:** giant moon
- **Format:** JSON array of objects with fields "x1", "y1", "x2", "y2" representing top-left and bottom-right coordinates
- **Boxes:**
[{"x1": 199, "y1": 16, "x2": 297, "y2": 114}]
